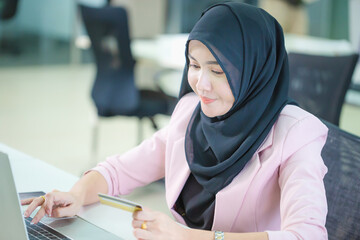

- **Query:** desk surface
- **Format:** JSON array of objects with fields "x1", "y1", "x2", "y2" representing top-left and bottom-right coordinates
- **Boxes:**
[
  {"x1": 131, "y1": 33, "x2": 356, "y2": 70},
  {"x1": 132, "y1": 33, "x2": 359, "y2": 97},
  {"x1": 77, "y1": 33, "x2": 356, "y2": 70},
  {"x1": 0, "y1": 143, "x2": 136, "y2": 240}
]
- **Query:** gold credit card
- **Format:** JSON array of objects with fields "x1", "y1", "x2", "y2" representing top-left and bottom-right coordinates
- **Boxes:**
[{"x1": 98, "y1": 193, "x2": 142, "y2": 213}]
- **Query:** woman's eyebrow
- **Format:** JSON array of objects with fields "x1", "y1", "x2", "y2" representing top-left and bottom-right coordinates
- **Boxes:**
[
  {"x1": 188, "y1": 53, "x2": 219, "y2": 65},
  {"x1": 206, "y1": 60, "x2": 219, "y2": 65}
]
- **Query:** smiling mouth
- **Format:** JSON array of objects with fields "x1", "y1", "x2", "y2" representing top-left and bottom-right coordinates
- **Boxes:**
[{"x1": 200, "y1": 96, "x2": 215, "y2": 104}]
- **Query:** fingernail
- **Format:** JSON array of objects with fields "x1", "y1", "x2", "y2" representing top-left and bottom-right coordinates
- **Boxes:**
[
  {"x1": 30, "y1": 221, "x2": 35, "y2": 225},
  {"x1": 23, "y1": 212, "x2": 28, "y2": 218}
]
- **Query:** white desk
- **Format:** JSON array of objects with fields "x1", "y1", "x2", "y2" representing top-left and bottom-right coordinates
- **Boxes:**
[
  {"x1": 132, "y1": 33, "x2": 359, "y2": 97},
  {"x1": 77, "y1": 33, "x2": 355, "y2": 69},
  {"x1": 0, "y1": 142, "x2": 137, "y2": 240},
  {"x1": 77, "y1": 33, "x2": 360, "y2": 102},
  {"x1": 131, "y1": 33, "x2": 356, "y2": 69}
]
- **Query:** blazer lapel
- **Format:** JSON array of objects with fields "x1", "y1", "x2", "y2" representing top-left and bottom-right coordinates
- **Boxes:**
[
  {"x1": 212, "y1": 127, "x2": 274, "y2": 232},
  {"x1": 166, "y1": 137, "x2": 191, "y2": 210}
]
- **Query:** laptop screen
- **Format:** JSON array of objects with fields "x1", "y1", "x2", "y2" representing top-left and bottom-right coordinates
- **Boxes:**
[{"x1": 0, "y1": 152, "x2": 29, "y2": 240}]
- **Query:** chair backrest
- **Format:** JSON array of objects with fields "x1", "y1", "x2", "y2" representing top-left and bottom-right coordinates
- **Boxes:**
[
  {"x1": 80, "y1": 5, "x2": 139, "y2": 117},
  {"x1": 321, "y1": 121, "x2": 360, "y2": 239},
  {"x1": 0, "y1": 0, "x2": 19, "y2": 20},
  {"x1": 288, "y1": 53, "x2": 359, "y2": 126}
]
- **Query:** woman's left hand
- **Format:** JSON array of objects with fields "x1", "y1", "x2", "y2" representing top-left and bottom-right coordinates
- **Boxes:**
[{"x1": 132, "y1": 207, "x2": 187, "y2": 240}]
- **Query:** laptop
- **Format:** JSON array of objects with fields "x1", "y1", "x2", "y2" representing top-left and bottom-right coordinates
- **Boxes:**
[{"x1": 0, "y1": 152, "x2": 122, "y2": 240}]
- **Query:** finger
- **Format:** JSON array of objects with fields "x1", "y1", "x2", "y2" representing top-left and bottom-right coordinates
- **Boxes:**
[
  {"x1": 50, "y1": 191, "x2": 75, "y2": 206},
  {"x1": 23, "y1": 196, "x2": 45, "y2": 218},
  {"x1": 133, "y1": 228, "x2": 152, "y2": 240},
  {"x1": 132, "y1": 208, "x2": 155, "y2": 222},
  {"x1": 31, "y1": 204, "x2": 46, "y2": 224},
  {"x1": 21, "y1": 197, "x2": 36, "y2": 206},
  {"x1": 132, "y1": 219, "x2": 146, "y2": 229},
  {"x1": 43, "y1": 193, "x2": 56, "y2": 216},
  {"x1": 45, "y1": 192, "x2": 79, "y2": 218},
  {"x1": 44, "y1": 191, "x2": 73, "y2": 216}
]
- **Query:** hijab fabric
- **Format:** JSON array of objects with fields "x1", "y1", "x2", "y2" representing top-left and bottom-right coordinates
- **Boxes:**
[{"x1": 177, "y1": 2, "x2": 295, "y2": 229}]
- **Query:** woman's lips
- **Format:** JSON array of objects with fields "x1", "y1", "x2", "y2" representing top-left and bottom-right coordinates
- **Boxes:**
[{"x1": 200, "y1": 96, "x2": 215, "y2": 104}]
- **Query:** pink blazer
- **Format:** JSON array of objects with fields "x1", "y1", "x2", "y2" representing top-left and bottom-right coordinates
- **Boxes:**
[{"x1": 92, "y1": 93, "x2": 328, "y2": 239}]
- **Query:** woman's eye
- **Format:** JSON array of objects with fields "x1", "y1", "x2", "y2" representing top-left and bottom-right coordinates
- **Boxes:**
[
  {"x1": 189, "y1": 64, "x2": 200, "y2": 69},
  {"x1": 211, "y1": 70, "x2": 224, "y2": 75}
]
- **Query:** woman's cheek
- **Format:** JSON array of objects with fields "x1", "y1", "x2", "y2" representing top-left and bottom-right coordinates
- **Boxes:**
[{"x1": 187, "y1": 72, "x2": 198, "y2": 92}]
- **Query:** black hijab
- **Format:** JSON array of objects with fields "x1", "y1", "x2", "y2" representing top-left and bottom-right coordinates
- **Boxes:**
[{"x1": 177, "y1": 2, "x2": 294, "y2": 227}]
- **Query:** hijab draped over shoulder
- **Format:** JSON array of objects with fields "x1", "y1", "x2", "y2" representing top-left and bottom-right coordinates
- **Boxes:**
[{"x1": 176, "y1": 2, "x2": 295, "y2": 229}]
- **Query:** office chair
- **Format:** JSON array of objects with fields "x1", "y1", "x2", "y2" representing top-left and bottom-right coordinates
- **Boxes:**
[
  {"x1": 288, "y1": 53, "x2": 359, "y2": 126},
  {"x1": 79, "y1": 5, "x2": 177, "y2": 158},
  {"x1": 321, "y1": 121, "x2": 360, "y2": 240},
  {"x1": 0, "y1": 0, "x2": 20, "y2": 55},
  {"x1": 0, "y1": 0, "x2": 18, "y2": 20}
]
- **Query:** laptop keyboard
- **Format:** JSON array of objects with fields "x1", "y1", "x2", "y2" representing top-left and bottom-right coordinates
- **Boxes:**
[{"x1": 25, "y1": 217, "x2": 71, "y2": 240}]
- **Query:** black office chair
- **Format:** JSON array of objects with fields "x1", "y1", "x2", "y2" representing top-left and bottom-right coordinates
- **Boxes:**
[
  {"x1": 0, "y1": 0, "x2": 18, "y2": 20},
  {"x1": 288, "y1": 53, "x2": 359, "y2": 126},
  {"x1": 0, "y1": 0, "x2": 20, "y2": 55},
  {"x1": 79, "y1": 5, "x2": 177, "y2": 154},
  {"x1": 321, "y1": 121, "x2": 360, "y2": 239}
]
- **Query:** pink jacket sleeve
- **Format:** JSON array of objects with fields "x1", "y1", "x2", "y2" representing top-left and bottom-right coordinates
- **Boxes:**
[
  {"x1": 90, "y1": 125, "x2": 168, "y2": 196},
  {"x1": 88, "y1": 94, "x2": 195, "y2": 197},
  {"x1": 267, "y1": 116, "x2": 328, "y2": 239}
]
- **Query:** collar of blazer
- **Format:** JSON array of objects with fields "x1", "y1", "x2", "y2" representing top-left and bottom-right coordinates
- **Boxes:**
[
  {"x1": 166, "y1": 126, "x2": 275, "y2": 231},
  {"x1": 212, "y1": 126, "x2": 274, "y2": 231}
]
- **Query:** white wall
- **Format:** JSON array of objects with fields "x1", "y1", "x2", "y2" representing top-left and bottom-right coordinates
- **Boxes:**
[
  {"x1": 349, "y1": 0, "x2": 360, "y2": 85},
  {"x1": 11, "y1": 0, "x2": 76, "y2": 41},
  {"x1": 349, "y1": 0, "x2": 360, "y2": 50},
  {"x1": 112, "y1": 0, "x2": 166, "y2": 38},
  {"x1": 8, "y1": 0, "x2": 165, "y2": 41}
]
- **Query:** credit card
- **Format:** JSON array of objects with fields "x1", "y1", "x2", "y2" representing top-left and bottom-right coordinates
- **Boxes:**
[{"x1": 98, "y1": 193, "x2": 142, "y2": 212}]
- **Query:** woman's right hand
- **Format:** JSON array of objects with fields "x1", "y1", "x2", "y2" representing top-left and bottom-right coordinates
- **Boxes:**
[{"x1": 21, "y1": 190, "x2": 84, "y2": 224}]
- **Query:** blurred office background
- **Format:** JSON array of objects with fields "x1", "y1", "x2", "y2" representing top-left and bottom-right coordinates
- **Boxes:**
[{"x1": 1, "y1": 0, "x2": 360, "y2": 179}]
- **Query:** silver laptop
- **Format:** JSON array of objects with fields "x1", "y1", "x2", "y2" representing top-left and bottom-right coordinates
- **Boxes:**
[{"x1": 0, "y1": 152, "x2": 122, "y2": 240}]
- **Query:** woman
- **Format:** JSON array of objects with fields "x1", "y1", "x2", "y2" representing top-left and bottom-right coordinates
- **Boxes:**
[{"x1": 23, "y1": 3, "x2": 328, "y2": 239}]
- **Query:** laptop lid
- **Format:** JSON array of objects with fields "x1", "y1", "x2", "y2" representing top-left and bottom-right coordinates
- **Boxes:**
[
  {"x1": 0, "y1": 152, "x2": 123, "y2": 240},
  {"x1": 0, "y1": 152, "x2": 28, "y2": 240}
]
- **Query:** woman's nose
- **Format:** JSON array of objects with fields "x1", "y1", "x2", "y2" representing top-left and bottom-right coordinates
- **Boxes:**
[{"x1": 196, "y1": 72, "x2": 212, "y2": 92}]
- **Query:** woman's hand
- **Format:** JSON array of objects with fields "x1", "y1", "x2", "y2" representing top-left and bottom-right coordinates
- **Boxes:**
[
  {"x1": 132, "y1": 208, "x2": 188, "y2": 240},
  {"x1": 21, "y1": 190, "x2": 83, "y2": 224}
]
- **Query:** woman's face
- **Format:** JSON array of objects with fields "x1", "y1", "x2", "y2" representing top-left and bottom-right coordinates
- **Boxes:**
[{"x1": 187, "y1": 40, "x2": 235, "y2": 117}]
